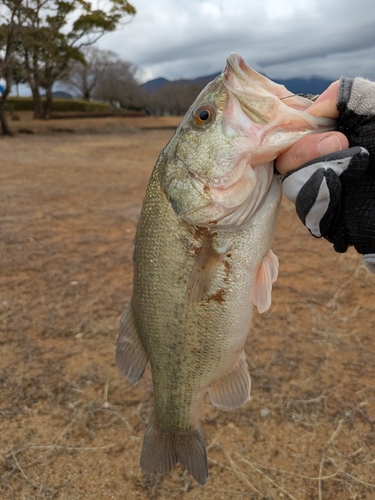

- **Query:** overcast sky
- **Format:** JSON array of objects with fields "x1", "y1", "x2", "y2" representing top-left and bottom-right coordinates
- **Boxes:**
[{"x1": 97, "y1": 0, "x2": 375, "y2": 84}]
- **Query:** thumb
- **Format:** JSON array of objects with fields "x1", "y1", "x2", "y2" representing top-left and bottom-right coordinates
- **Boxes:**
[{"x1": 276, "y1": 132, "x2": 348, "y2": 176}]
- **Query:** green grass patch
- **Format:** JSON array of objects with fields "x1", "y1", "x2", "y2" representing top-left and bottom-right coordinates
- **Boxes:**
[{"x1": 6, "y1": 97, "x2": 114, "y2": 112}]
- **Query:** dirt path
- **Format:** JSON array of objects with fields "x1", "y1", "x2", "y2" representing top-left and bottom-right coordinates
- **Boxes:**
[{"x1": 1, "y1": 122, "x2": 375, "y2": 499}]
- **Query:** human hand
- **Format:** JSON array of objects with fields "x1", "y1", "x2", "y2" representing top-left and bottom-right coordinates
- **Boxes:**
[
  {"x1": 277, "y1": 77, "x2": 375, "y2": 272},
  {"x1": 275, "y1": 81, "x2": 349, "y2": 175}
]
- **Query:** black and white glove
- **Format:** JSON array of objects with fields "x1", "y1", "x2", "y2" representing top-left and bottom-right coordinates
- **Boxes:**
[{"x1": 282, "y1": 77, "x2": 375, "y2": 273}]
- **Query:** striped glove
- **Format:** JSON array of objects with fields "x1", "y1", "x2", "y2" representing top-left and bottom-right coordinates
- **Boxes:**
[{"x1": 282, "y1": 77, "x2": 375, "y2": 273}]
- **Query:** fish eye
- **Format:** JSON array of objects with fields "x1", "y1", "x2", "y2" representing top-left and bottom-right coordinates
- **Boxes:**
[{"x1": 193, "y1": 105, "x2": 214, "y2": 127}]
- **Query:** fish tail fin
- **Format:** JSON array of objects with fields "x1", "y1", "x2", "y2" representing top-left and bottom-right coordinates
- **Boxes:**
[{"x1": 140, "y1": 412, "x2": 208, "y2": 485}]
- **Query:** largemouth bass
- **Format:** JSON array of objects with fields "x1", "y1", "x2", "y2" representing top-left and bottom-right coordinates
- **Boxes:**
[{"x1": 116, "y1": 54, "x2": 334, "y2": 484}]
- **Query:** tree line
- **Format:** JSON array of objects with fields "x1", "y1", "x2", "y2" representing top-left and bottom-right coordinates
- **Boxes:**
[
  {"x1": 67, "y1": 46, "x2": 145, "y2": 110},
  {"x1": 0, "y1": 0, "x2": 136, "y2": 135},
  {"x1": 0, "y1": 0, "x2": 207, "y2": 137},
  {"x1": 66, "y1": 46, "x2": 207, "y2": 115},
  {"x1": 68, "y1": 46, "x2": 205, "y2": 116}
]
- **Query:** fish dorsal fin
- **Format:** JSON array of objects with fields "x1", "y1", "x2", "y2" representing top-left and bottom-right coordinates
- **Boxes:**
[
  {"x1": 187, "y1": 237, "x2": 228, "y2": 303},
  {"x1": 253, "y1": 249, "x2": 279, "y2": 314},
  {"x1": 115, "y1": 303, "x2": 148, "y2": 386},
  {"x1": 208, "y1": 351, "x2": 251, "y2": 410}
]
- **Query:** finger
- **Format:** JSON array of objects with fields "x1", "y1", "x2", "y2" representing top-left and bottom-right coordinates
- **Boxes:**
[
  {"x1": 306, "y1": 81, "x2": 340, "y2": 118},
  {"x1": 275, "y1": 131, "x2": 349, "y2": 176}
]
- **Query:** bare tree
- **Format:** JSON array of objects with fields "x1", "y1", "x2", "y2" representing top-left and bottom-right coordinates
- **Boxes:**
[
  {"x1": 68, "y1": 47, "x2": 118, "y2": 101},
  {"x1": 92, "y1": 56, "x2": 146, "y2": 109},
  {"x1": 150, "y1": 82, "x2": 201, "y2": 115}
]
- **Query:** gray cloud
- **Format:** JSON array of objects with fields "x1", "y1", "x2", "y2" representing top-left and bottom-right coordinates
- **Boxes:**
[{"x1": 98, "y1": 0, "x2": 375, "y2": 83}]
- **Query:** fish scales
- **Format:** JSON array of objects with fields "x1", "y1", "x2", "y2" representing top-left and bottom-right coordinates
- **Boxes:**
[
  {"x1": 116, "y1": 53, "x2": 335, "y2": 484},
  {"x1": 133, "y1": 152, "x2": 265, "y2": 429}
]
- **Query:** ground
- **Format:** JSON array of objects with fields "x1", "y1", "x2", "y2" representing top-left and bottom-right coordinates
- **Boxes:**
[{"x1": 1, "y1": 114, "x2": 375, "y2": 500}]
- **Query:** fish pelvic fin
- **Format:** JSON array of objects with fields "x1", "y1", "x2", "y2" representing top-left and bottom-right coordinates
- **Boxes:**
[
  {"x1": 253, "y1": 249, "x2": 279, "y2": 314},
  {"x1": 208, "y1": 350, "x2": 251, "y2": 410},
  {"x1": 140, "y1": 412, "x2": 208, "y2": 485},
  {"x1": 115, "y1": 302, "x2": 148, "y2": 385}
]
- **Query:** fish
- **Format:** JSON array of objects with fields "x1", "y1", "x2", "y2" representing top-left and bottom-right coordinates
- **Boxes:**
[{"x1": 116, "y1": 53, "x2": 335, "y2": 485}]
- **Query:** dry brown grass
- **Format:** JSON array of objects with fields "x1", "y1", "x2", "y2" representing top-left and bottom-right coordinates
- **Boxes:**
[
  {"x1": 1, "y1": 118, "x2": 375, "y2": 499},
  {"x1": 7, "y1": 111, "x2": 181, "y2": 135}
]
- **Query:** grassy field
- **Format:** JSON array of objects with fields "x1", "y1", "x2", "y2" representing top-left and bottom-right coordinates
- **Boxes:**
[
  {"x1": 1, "y1": 116, "x2": 375, "y2": 499},
  {"x1": 5, "y1": 111, "x2": 179, "y2": 135}
]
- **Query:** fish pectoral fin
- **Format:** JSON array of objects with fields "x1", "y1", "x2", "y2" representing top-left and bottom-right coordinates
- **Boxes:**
[
  {"x1": 115, "y1": 302, "x2": 148, "y2": 385},
  {"x1": 140, "y1": 411, "x2": 208, "y2": 485},
  {"x1": 253, "y1": 249, "x2": 279, "y2": 314},
  {"x1": 187, "y1": 237, "x2": 228, "y2": 302},
  {"x1": 208, "y1": 351, "x2": 251, "y2": 410}
]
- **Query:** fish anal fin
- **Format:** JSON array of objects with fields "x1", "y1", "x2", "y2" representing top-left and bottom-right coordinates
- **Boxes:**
[
  {"x1": 115, "y1": 303, "x2": 148, "y2": 386},
  {"x1": 208, "y1": 351, "x2": 251, "y2": 410},
  {"x1": 187, "y1": 237, "x2": 228, "y2": 303},
  {"x1": 253, "y1": 249, "x2": 279, "y2": 314},
  {"x1": 140, "y1": 412, "x2": 208, "y2": 485}
]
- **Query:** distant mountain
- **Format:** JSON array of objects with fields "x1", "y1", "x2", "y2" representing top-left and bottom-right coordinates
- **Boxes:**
[
  {"x1": 140, "y1": 73, "x2": 221, "y2": 93},
  {"x1": 274, "y1": 77, "x2": 333, "y2": 96},
  {"x1": 141, "y1": 72, "x2": 333, "y2": 96},
  {"x1": 141, "y1": 77, "x2": 170, "y2": 93},
  {"x1": 187, "y1": 72, "x2": 221, "y2": 88}
]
